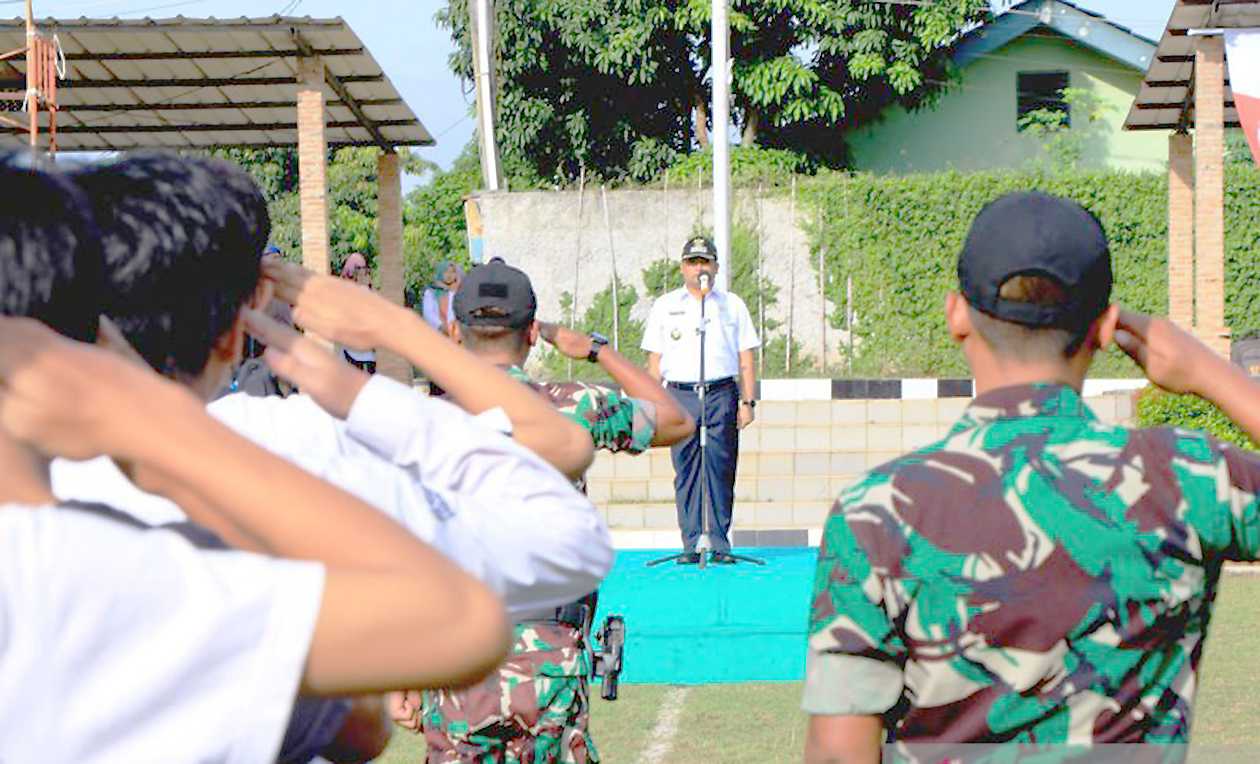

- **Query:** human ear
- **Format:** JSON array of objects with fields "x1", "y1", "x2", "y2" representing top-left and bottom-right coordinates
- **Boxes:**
[
  {"x1": 1093, "y1": 305, "x2": 1120, "y2": 350},
  {"x1": 944, "y1": 292, "x2": 973, "y2": 345},
  {"x1": 213, "y1": 311, "x2": 248, "y2": 361},
  {"x1": 249, "y1": 277, "x2": 274, "y2": 310}
]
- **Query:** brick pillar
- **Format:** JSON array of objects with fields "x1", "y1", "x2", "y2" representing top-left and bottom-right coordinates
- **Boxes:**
[
  {"x1": 296, "y1": 56, "x2": 330, "y2": 277},
  {"x1": 375, "y1": 150, "x2": 411, "y2": 385},
  {"x1": 1167, "y1": 132, "x2": 1195, "y2": 330},
  {"x1": 1194, "y1": 36, "x2": 1231, "y2": 357}
]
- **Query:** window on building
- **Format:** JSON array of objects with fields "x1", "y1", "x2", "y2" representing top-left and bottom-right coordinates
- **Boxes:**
[{"x1": 1017, "y1": 71, "x2": 1071, "y2": 130}]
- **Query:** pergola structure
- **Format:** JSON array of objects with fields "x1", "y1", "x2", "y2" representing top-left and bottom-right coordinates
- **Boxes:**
[
  {"x1": 1124, "y1": 0, "x2": 1260, "y2": 358},
  {"x1": 0, "y1": 15, "x2": 433, "y2": 382}
]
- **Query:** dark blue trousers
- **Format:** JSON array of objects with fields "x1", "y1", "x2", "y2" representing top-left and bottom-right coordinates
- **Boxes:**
[{"x1": 669, "y1": 380, "x2": 740, "y2": 553}]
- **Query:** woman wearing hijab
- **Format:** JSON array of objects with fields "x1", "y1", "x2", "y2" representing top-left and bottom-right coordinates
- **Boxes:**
[
  {"x1": 339, "y1": 253, "x2": 377, "y2": 374},
  {"x1": 421, "y1": 260, "x2": 464, "y2": 336}
]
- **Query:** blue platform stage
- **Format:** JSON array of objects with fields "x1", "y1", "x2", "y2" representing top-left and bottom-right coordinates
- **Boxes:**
[{"x1": 592, "y1": 547, "x2": 816, "y2": 685}]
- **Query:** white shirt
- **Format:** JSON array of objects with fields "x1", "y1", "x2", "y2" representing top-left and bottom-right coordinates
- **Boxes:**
[
  {"x1": 0, "y1": 504, "x2": 323, "y2": 764},
  {"x1": 641, "y1": 287, "x2": 761, "y2": 383},
  {"x1": 52, "y1": 375, "x2": 611, "y2": 620},
  {"x1": 421, "y1": 288, "x2": 456, "y2": 331}
]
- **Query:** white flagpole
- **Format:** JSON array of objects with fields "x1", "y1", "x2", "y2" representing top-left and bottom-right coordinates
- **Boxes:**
[{"x1": 712, "y1": 0, "x2": 731, "y2": 292}]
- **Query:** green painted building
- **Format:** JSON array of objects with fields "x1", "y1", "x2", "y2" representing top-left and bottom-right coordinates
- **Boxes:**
[{"x1": 845, "y1": 0, "x2": 1170, "y2": 174}]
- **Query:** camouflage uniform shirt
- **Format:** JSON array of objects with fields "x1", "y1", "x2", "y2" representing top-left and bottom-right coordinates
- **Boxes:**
[
  {"x1": 504, "y1": 366, "x2": 657, "y2": 458},
  {"x1": 422, "y1": 366, "x2": 657, "y2": 763},
  {"x1": 805, "y1": 384, "x2": 1260, "y2": 749}
]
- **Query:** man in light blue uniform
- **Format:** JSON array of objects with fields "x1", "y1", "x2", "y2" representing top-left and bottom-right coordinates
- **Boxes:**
[{"x1": 642, "y1": 237, "x2": 761, "y2": 564}]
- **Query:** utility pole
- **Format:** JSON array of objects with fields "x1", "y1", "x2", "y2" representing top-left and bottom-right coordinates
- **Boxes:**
[
  {"x1": 469, "y1": 0, "x2": 504, "y2": 192},
  {"x1": 711, "y1": 0, "x2": 731, "y2": 292}
]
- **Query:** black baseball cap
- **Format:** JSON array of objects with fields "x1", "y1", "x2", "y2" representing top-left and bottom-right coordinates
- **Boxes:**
[
  {"x1": 681, "y1": 236, "x2": 717, "y2": 262},
  {"x1": 453, "y1": 257, "x2": 537, "y2": 329},
  {"x1": 958, "y1": 191, "x2": 1112, "y2": 330}
]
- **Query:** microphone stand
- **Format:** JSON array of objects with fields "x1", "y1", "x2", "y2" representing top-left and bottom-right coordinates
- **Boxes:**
[
  {"x1": 649, "y1": 274, "x2": 763, "y2": 569},
  {"x1": 694, "y1": 275, "x2": 712, "y2": 570}
]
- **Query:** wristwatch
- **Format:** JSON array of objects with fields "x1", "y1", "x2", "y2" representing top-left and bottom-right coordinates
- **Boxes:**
[
  {"x1": 741, "y1": 399, "x2": 757, "y2": 410},
  {"x1": 587, "y1": 332, "x2": 610, "y2": 363}
]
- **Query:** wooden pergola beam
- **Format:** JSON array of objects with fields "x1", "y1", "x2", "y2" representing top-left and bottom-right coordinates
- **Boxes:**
[
  {"x1": 47, "y1": 74, "x2": 383, "y2": 89},
  {"x1": 61, "y1": 47, "x2": 363, "y2": 61},
  {"x1": 58, "y1": 98, "x2": 403, "y2": 112},
  {"x1": 1137, "y1": 99, "x2": 1236, "y2": 109},
  {"x1": 9, "y1": 118, "x2": 415, "y2": 135},
  {"x1": 291, "y1": 29, "x2": 392, "y2": 152}
]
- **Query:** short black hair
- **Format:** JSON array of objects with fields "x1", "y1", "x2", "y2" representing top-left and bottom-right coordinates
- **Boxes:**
[
  {"x1": 968, "y1": 274, "x2": 1087, "y2": 360},
  {"x1": 458, "y1": 307, "x2": 531, "y2": 355},
  {"x1": 0, "y1": 154, "x2": 103, "y2": 341},
  {"x1": 73, "y1": 153, "x2": 270, "y2": 377}
]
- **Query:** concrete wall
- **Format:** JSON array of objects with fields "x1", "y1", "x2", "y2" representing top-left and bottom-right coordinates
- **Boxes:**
[
  {"x1": 846, "y1": 32, "x2": 1170, "y2": 174},
  {"x1": 474, "y1": 186, "x2": 839, "y2": 368}
]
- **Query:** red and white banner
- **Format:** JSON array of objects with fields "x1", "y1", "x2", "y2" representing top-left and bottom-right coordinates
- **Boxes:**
[{"x1": 1225, "y1": 29, "x2": 1260, "y2": 167}]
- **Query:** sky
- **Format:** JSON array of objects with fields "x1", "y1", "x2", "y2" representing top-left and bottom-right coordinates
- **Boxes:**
[{"x1": 22, "y1": 0, "x2": 1178, "y2": 183}]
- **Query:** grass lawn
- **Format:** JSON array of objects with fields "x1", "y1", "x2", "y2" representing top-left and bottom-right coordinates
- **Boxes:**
[{"x1": 378, "y1": 575, "x2": 1260, "y2": 762}]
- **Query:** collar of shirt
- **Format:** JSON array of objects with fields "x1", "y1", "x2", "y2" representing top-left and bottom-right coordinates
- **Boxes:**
[
  {"x1": 50, "y1": 456, "x2": 187, "y2": 526},
  {"x1": 952, "y1": 383, "x2": 1098, "y2": 433},
  {"x1": 671, "y1": 287, "x2": 724, "y2": 307}
]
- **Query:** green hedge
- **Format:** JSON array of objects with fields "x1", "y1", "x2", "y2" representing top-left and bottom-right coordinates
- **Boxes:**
[
  {"x1": 803, "y1": 166, "x2": 1260, "y2": 378},
  {"x1": 1135, "y1": 388, "x2": 1257, "y2": 451}
]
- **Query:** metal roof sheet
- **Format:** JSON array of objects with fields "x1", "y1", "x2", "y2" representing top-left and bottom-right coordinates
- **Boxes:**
[
  {"x1": 955, "y1": 0, "x2": 1157, "y2": 72},
  {"x1": 1124, "y1": 0, "x2": 1260, "y2": 131},
  {"x1": 0, "y1": 15, "x2": 433, "y2": 151}
]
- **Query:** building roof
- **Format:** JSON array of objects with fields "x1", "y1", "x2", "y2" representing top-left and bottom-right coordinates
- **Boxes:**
[
  {"x1": 1124, "y1": 1, "x2": 1260, "y2": 132},
  {"x1": 955, "y1": 0, "x2": 1157, "y2": 72},
  {"x1": 0, "y1": 15, "x2": 433, "y2": 151}
]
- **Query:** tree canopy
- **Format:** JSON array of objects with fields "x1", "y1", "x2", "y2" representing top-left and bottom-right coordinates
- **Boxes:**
[
  {"x1": 212, "y1": 146, "x2": 475, "y2": 299},
  {"x1": 437, "y1": 0, "x2": 989, "y2": 183}
]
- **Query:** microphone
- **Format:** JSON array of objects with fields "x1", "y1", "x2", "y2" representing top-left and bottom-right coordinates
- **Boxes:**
[{"x1": 698, "y1": 273, "x2": 712, "y2": 294}]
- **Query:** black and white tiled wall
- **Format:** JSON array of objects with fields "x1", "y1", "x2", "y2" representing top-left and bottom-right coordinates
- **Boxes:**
[{"x1": 756, "y1": 378, "x2": 1147, "y2": 401}]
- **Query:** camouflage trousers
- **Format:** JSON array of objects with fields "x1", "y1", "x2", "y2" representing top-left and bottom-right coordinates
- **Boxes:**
[{"x1": 422, "y1": 621, "x2": 599, "y2": 764}]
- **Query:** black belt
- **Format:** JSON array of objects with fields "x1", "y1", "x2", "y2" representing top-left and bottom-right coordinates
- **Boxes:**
[{"x1": 667, "y1": 377, "x2": 736, "y2": 392}]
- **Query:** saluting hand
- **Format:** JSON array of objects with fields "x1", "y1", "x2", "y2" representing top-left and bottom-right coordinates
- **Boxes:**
[
  {"x1": 0, "y1": 317, "x2": 198, "y2": 462},
  {"x1": 539, "y1": 321, "x2": 596, "y2": 361},
  {"x1": 261, "y1": 255, "x2": 400, "y2": 352},
  {"x1": 243, "y1": 308, "x2": 370, "y2": 420},
  {"x1": 1112, "y1": 309, "x2": 1229, "y2": 396}
]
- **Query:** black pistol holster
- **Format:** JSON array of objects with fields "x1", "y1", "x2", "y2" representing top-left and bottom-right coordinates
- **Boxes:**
[{"x1": 590, "y1": 614, "x2": 626, "y2": 701}]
